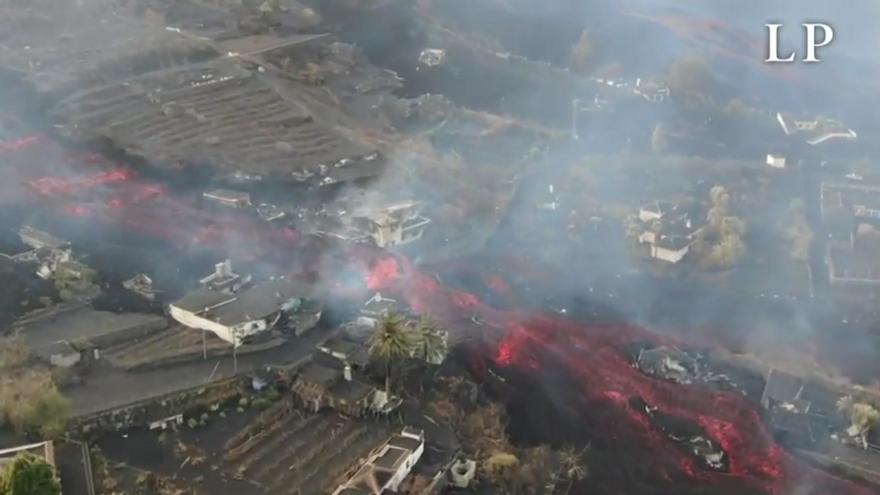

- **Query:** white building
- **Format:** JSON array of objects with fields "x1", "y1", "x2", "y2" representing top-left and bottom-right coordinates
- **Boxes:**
[
  {"x1": 361, "y1": 292, "x2": 398, "y2": 320},
  {"x1": 776, "y1": 113, "x2": 857, "y2": 146},
  {"x1": 19, "y1": 226, "x2": 69, "y2": 251},
  {"x1": 650, "y1": 236, "x2": 694, "y2": 264},
  {"x1": 199, "y1": 259, "x2": 251, "y2": 293},
  {"x1": 638, "y1": 200, "x2": 682, "y2": 223},
  {"x1": 418, "y1": 48, "x2": 446, "y2": 67},
  {"x1": 634, "y1": 78, "x2": 671, "y2": 103},
  {"x1": 202, "y1": 189, "x2": 252, "y2": 209},
  {"x1": 351, "y1": 201, "x2": 430, "y2": 248},
  {"x1": 766, "y1": 154, "x2": 786, "y2": 169},
  {"x1": 637, "y1": 209, "x2": 701, "y2": 264},
  {"x1": 169, "y1": 279, "x2": 308, "y2": 346},
  {"x1": 332, "y1": 427, "x2": 425, "y2": 495}
]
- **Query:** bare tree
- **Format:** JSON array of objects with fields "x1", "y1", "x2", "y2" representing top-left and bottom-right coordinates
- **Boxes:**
[{"x1": 569, "y1": 30, "x2": 594, "y2": 75}]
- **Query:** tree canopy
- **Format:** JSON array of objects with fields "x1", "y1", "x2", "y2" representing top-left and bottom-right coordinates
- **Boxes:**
[
  {"x1": 0, "y1": 370, "x2": 70, "y2": 438},
  {"x1": 0, "y1": 453, "x2": 61, "y2": 495},
  {"x1": 667, "y1": 55, "x2": 713, "y2": 99},
  {"x1": 413, "y1": 314, "x2": 447, "y2": 365},
  {"x1": 368, "y1": 313, "x2": 414, "y2": 395},
  {"x1": 697, "y1": 185, "x2": 748, "y2": 270}
]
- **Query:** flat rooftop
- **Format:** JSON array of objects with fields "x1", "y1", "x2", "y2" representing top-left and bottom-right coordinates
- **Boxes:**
[
  {"x1": 373, "y1": 445, "x2": 409, "y2": 471},
  {"x1": 172, "y1": 279, "x2": 312, "y2": 325},
  {"x1": 821, "y1": 183, "x2": 880, "y2": 216},
  {"x1": 828, "y1": 246, "x2": 880, "y2": 283},
  {"x1": 388, "y1": 434, "x2": 422, "y2": 452}
]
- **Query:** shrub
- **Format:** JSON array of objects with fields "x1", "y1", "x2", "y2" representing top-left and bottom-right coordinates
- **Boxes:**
[
  {"x1": 0, "y1": 371, "x2": 70, "y2": 438},
  {"x1": 0, "y1": 452, "x2": 61, "y2": 495}
]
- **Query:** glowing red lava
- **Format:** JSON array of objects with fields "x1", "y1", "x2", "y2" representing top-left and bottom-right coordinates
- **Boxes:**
[
  {"x1": 365, "y1": 256, "x2": 402, "y2": 291},
  {"x1": 30, "y1": 167, "x2": 136, "y2": 196},
  {"x1": 365, "y1": 248, "x2": 875, "y2": 494},
  {"x1": 4, "y1": 135, "x2": 876, "y2": 495},
  {"x1": 0, "y1": 134, "x2": 46, "y2": 152}
]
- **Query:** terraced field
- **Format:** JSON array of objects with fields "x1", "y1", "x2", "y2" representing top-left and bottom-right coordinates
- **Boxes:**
[
  {"x1": 225, "y1": 410, "x2": 393, "y2": 494},
  {"x1": 104, "y1": 326, "x2": 286, "y2": 370}
]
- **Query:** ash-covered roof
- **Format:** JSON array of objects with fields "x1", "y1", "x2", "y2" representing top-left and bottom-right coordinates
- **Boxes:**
[
  {"x1": 655, "y1": 235, "x2": 694, "y2": 251},
  {"x1": 297, "y1": 360, "x2": 341, "y2": 387},
  {"x1": 172, "y1": 288, "x2": 236, "y2": 314},
  {"x1": 373, "y1": 445, "x2": 408, "y2": 470},
  {"x1": 762, "y1": 369, "x2": 805, "y2": 405},
  {"x1": 828, "y1": 246, "x2": 880, "y2": 283},
  {"x1": 172, "y1": 279, "x2": 311, "y2": 324},
  {"x1": 210, "y1": 279, "x2": 310, "y2": 323},
  {"x1": 388, "y1": 434, "x2": 422, "y2": 452}
]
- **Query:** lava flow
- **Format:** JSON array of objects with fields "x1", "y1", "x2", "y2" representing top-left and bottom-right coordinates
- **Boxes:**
[
  {"x1": 3, "y1": 136, "x2": 877, "y2": 495},
  {"x1": 365, "y1": 255, "x2": 877, "y2": 495}
]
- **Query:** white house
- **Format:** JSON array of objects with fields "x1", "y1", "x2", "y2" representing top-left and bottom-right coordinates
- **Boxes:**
[
  {"x1": 199, "y1": 259, "x2": 251, "y2": 293},
  {"x1": 650, "y1": 236, "x2": 694, "y2": 264},
  {"x1": 332, "y1": 427, "x2": 425, "y2": 494},
  {"x1": 362, "y1": 292, "x2": 398, "y2": 320},
  {"x1": 637, "y1": 212, "x2": 701, "y2": 264},
  {"x1": 638, "y1": 200, "x2": 681, "y2": 223},
  {"x1": 776, "y1": 113, "x2": 857, "y2": 146},
  {"x1": 634, "y1": 78, "x2": 671, "y2": 103},
  {"x1": 351, "y1": 201, "x2": 430, "y2": 248},
  {"x1": 169, "y1": 279, "x2": 308, "y2": 346},
  {"x1": 19, "y1": 226, "x2": 69, "y2": 251},
  {"x1": 766, "y1": 154, "x2": 786, "y2": 169}
]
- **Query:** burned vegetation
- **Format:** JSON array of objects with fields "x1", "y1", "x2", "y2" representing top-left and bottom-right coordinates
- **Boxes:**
[{"x1": 0, "y1": 1, "x2": 879, "y2": 495}]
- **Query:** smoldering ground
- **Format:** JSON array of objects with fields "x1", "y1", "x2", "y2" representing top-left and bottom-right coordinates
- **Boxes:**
[{"x1": 2, "y1": 1, "x2": 880, "y2": 494}]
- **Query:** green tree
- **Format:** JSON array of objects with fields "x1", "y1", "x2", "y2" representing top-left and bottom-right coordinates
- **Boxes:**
[
  {"x1": 368, "y1": 313, "x2": 413, "y2": 396},
  {"x1": 719, "y1": 216, "x2": 746, "y2": 238},
  {"x1": 706, "y1": 186, "x2": 731, "y2": 228},
  {"x1": 0, "y1": 453, "x2": 61, "y2": 495},
  {"x1": 413, "y1": 314, "x2": 447, "y2": 365}
]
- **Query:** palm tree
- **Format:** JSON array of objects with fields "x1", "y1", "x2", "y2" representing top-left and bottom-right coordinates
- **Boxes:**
[
  {"x1": 414, "y1": 314, "x2": 447, "y2": 365},
  {"x1": 369, "y1": 313, "x2": 413, "y2": 396},
  {"x1": 558, "y1": 446, "x2": 588, "y2": 494}
]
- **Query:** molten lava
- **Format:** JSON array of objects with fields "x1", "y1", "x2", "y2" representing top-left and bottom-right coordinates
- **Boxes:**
[
  {"x1": 30, "y1": 167, "x2": 136, "y2": 196},
  {"x1": 0, "y1": 134, "x2": 45, "y2": 152},
  {"x1": 5, "y1": 135, "x2": 877, "y2": 495},
  {"x1": 365, "y1": 256, "x2": 402, "y2": 291}
]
